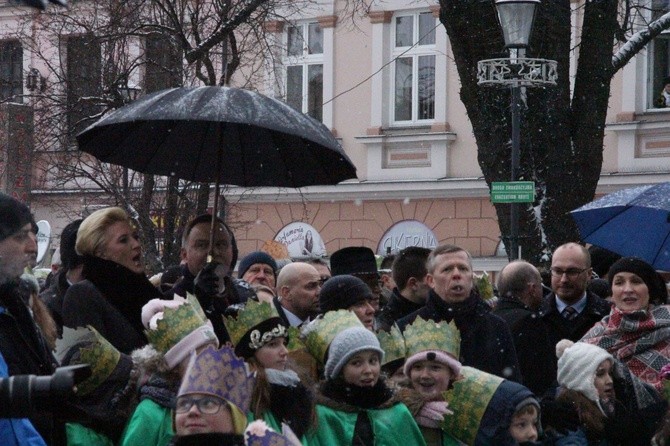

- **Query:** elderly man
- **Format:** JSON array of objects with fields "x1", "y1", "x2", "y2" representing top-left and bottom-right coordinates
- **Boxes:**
[
  {"x1": 273, "y1": 262, "x2": 322, "y2": 327},
  {"x1": 237, "y1": 251, "x2": 277, "y2": 291},
  {"x1": 0, "y1": 193, "x2": 58, "y2": 443},
  {"x1": 494, "y1": 260, "x2": 555, "y2": 395},
  {"x1": 398, "y1": 244, "x2": 521, "y2": 382},
  {"x1": 539, "y1": 242, "x2": 609, "y2": 347}
]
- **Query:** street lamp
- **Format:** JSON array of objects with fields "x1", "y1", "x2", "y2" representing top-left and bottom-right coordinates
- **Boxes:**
[
  {"x1": 111, "y1": 76, "x2": 141, "y2": 196},
  {"x1": 478, "y1": 0, "x2": 557, "y2": 260}
]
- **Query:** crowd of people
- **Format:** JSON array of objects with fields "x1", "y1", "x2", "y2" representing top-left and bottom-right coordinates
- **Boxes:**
[{"x1": 2, "y1": 191, "x2": 670, "y2": 445}]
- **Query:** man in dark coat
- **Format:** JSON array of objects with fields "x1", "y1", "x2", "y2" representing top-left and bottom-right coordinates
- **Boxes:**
[
  {"x1": 398, "y1": 244, "x2": 522, "y2": 382},
  {"x1": 0, "y1": 193, "x2": 59, "y2": 443},
  {"x1": 168, "y1": 214, "x2": 254, "y2": 343},
  {"x1": 539, "y1": 242, "x2": 610, "y2": 348},
  {"x1": 494, "y1": 260, "x2": 556, "y2": 395},
  {"x1": 376, "y1": 246, "x2": 431, "y2": 332}
]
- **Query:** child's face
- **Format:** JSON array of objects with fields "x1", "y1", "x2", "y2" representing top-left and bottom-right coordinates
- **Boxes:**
[
  {"x1": 254, "y1": 337, "x2": 288, "y2": 371},
  {"x1": 342, "y1": 350, "x2": 380, "y2": 387},
  {"x1": 594, "y1": 359, "x2": 615, "y2": 401},
  {"x1": 508, "y1": 406, "x2": 538, "y2": 443},
  {"x1": 409, "y1": 359, "x2": 452, "y2": 399}
]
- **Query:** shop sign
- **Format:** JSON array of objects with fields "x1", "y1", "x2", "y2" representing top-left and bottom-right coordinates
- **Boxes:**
[
  {"x1": 377, "y1": 220, "x2": 437, "y2": 255},
  {"x1": 274, "y1": 222, "x2": 326, "y2": 259}
]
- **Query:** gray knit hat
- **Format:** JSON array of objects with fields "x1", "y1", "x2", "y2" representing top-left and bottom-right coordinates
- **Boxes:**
[
  {"x1": 0, "y1": 193, "x2": 34, "y2": 242},
  {"x1": 325, "y1": 326, "x2": 384, "y2": 379}
]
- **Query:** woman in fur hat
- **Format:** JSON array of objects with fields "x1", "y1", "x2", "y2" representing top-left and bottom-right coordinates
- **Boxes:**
[
  {"x1": 581, "y1": 257, "x2": 670, "y2": 390},
  {"x1": 303, "y1": 311, "x2": 426, "y2": 445},
  {"x1": 224, "y1": 299, "x2": 316, "y2": 441},
  {"x1": 550, "y1": 339, "x2": 664, "y2": 445}
]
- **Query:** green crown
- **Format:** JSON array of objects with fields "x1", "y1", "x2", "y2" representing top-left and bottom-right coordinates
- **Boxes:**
[
  {"x1": 376, "y1": 324, "x2": 406, "y2": 366},
  {"x1": 300, "y1": 310, "x2": 363, "y2": 365},
  {"x1": 56, "y1": 326, "x2": 121, "y2": 396},
  {"x1": 404, "y1": 317, "x2": 461, "y2": 360},
  {"x1": 146, "y1": 293, "x2": 212, "y2": 355},
  {"x1": 441, "y1": 366, "x2": 504, "y2": 444},
  {"x1": 285, "y1": 325, "x2": 303, "y2": 353},
  {"x1": 224, "y1": 299, "x2": 282, "y2": 347}
]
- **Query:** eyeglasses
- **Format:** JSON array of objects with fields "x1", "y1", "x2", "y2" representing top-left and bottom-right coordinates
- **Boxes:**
[
  {"x1": 175, "y1": 396, "x2": 225, "y2": 414},
  {"x1": 550, "y1": 267, "x2": 588, "y2": 279}
]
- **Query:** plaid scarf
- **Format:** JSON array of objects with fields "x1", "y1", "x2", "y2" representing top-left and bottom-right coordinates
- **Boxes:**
[{"x1": 581, "y1": 305, "x2": 670, "y2": 391}]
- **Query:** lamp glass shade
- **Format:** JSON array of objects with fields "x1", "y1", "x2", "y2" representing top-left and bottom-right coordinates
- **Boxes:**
[{"x1": 495, "y1": 0, "x2": 540, "y2": 48}]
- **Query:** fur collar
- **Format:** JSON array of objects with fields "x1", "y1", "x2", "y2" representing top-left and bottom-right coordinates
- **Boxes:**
[
  {"x1": 266, "y1": 368, "x2": 300, "y2": 387},
  {"x1": 556, "y1": 388, "x2": 606, "y2": 435},
  {"x1": 316, "y1": 377, "x2": 397, "y2": 412}
]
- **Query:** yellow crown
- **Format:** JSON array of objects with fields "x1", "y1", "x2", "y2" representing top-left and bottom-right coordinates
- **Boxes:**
[
  {"x1": 403, "y1": 317, "x2": 460, "y2": 360},
  {"x1": 146, "y1": 293, "x2": 213, "y2": 355},
  {"x1": 285, "y1": 325, "x2": 303, "y2": 353},
  {"x1": 300, "y1": 310, "x2": 363, "y2": 365},
  {"x1": 55, "y1": 326, "x2": 121, "y2": 396},
  {"x1": 376, "y1": 324, "x2": 406, "y2": 366},
  {"x1": 441, "y1": 366, "x2": 504, "y2": 444},
  {"x1": 224, "y1": 299, "x2": 284, "y2": 348}
]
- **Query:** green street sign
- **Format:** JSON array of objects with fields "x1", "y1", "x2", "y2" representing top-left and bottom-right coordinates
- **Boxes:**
[{"x1": 491, "y1": 181, "x2": 535, "y2": 203}]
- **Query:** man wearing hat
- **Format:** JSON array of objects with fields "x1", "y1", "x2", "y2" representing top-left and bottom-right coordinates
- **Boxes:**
[
  {"x1": 237, "y1": 251, "x2": 278, "y2": 292},
  {"x1": 0, "y1": 193, "x2": 59, "y2": 443},
  {"x1": 329, "y1": 246, "x2": 382, "y2": 312}
]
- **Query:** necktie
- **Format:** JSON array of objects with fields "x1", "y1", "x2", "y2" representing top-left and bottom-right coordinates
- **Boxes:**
[{"x1": 562, "y1": 306, "x2": 578, "y2": 321}]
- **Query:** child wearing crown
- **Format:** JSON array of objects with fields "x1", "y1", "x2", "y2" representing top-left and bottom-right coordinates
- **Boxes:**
[
  {"x1": 224, "y1": 299, "x2": 316, "y2": 441},
  {"x1": 118, "y1": 295, "x2": 219, "y2": 446},
  {"x1": 301, "y1": 310, "x2": 426, "y2": 445}
]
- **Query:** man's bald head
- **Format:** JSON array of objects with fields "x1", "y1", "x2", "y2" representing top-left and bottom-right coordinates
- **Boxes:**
[
  {"x1": 277, "y1": 262, "x2": 322, "y2": 321},
  {"x1": 497, "y1": 260, "x2": 543, "y2": 310}
]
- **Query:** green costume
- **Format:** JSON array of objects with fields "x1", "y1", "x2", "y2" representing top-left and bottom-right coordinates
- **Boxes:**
[
  {"x1": 310, "y1": 402, "x2": 426, "y2": 446},
  {"x1": 65, "y1": 423, "x2": 115, "y2": 446},
  {"x1": 118, "y1": 399, "x2": 174, "y2": 446}
]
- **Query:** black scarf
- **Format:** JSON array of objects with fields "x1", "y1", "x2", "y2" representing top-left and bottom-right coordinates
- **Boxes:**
[
  {"x1": 429, "y1": 290, "x2": 486, "y2": 326},
  {"x1": 82, "y1": 255, "x2": 163, "y2": 339},
  {"x1": 269, "y1": 381, "x2": 314, "y2": 438},
  {"x1": 320, "y1": 376, "x2": 394, "y2": 409}
]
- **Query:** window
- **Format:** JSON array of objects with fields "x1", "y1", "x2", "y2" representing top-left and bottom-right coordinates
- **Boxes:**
[
  {"x1": 0, "y1": 41, "x2": 23, "y2": 103},
  {"x1": 145, "y1": 35, "x2": 182, "y2": 93},
  {"x1": 284, "y1": 22, "x2": 323, "y2": 121},
  {"x1": 392, "y1": 12, "x2": 436, "y2": 123},
  {"x1": 648, "y1": 0, "x2": 670, "y2": 109},
  {"x1": 66, "y1": 34, "x2": 102, "y2": 137}
]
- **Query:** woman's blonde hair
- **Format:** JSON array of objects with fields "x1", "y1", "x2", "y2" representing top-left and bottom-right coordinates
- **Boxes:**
[{"x1": 76, "y1": 207, "x2": 131, "y2": 257}]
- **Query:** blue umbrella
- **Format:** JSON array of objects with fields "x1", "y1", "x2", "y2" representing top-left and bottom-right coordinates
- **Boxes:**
[{"x1": 570, "y1": 182, "x2": 670, "y2": 271}]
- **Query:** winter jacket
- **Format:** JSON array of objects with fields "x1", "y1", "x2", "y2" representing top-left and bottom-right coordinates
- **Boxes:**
[
  {"x1": 119, "y1": 399, "x2": 174, "y2": 446},
  {"x1": 494, "y1": 296, "x2": 557, "y2": 395},
  {"x1": 539, "y1": 292, "x2": 610, "y2": 347},
  {"x1": 38, "y1": 270, "x2": 70, "y2": 336},
  {"x1": 376, "y1": 287, "x2": 424, "y2": 332},
  {"x1": 398, "y1": 290, "x2": 522, "y2": 382}
]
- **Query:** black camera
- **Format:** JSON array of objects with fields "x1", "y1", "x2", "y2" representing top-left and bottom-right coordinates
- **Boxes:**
[{"x1": 0, "y1": 364, "x2": 91, "y2": 418}]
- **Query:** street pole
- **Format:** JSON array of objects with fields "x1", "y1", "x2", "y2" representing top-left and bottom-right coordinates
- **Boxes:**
[{"x1": 510, "y1": 83, "x2": 521, "y2": 259}]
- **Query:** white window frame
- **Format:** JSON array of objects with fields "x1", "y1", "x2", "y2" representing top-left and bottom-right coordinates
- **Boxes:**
[
  {"x1": 283, "y1": 21, "x2": 324, "y2": 121},
  {"x1": 389, "y1": 10, "x2": 438, "y2": 126}
]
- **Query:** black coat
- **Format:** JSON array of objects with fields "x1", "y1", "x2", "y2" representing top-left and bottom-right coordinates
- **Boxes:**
[
  {"x1": 376, "y1": 288, "x2": 424, "y2": 332},
  {"x1": 398, "y1": 290, "x2": 522, "y2": 382},
  {"x1": 494, "y1": 296, "x2": 556, "y2": 395},
  {"x1": 539, "y1": 291, "x2": 610, "y2": 348}
]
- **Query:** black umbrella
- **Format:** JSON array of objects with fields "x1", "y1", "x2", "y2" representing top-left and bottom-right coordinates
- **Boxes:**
[{"x1": 77, "y1": 86, "x2": 357, "y2": 250}]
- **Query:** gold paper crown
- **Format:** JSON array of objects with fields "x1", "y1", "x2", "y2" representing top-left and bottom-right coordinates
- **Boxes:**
[
  {"x1": 285, "y1": 325, "x2": 303, "y2": 353},
  {"x1": 441, "y1": 366, "x2": 504, "y2": 445},
  {"x1": 224, "y1": 299, "x2": 284, "y2": 347},
  {"x1": 404, "y1": 317, "x2": 461, "y2": 360},
  {"x1": 299, "y1": 310, "x2": 363, "y2": 365},
  {"x1": 376, "y1": 324, "x2": 406, "y2": 366},
  {"x1": 178, "y1": 345, "x2": 256, "y2": 415},
  {"x1": 146, "y1": 293, "x2": 213, "y2": 355},
  {"x1": 55, "y1": 326, "x2": 121, "y2": 396},
  {"x1": 475, "y1": 272, "x2": 495, "y2": 301}
]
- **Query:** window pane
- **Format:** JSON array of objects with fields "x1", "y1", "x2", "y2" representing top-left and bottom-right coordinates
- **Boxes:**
[
  {"x1": 418, "y1": 12, "x2": 435, "y2": 45},
  {"x1": 418, "y1": 55, "x2": 435, "y2": 119},
  {"x1": 394, "y1": 57, "x2": 412, "y2": 121},
  {"x1": 145, "y1": 35, "x2": 183, "y2": 93},
  {"x1": 395, "y1": 16, "x2": 413, "y2": 47},
  {"x1": 67, "y1": 34, "x2": 102, "y2": 136},
  {"x1": 286, "y1": 65, "x2": 303, "y2": 112},
  {"x1": 308, "y1": 23, "x2": 323, "y2": 55},
  {"x1": 287, "y1": 26, "x2": 303, "y2": 57},
  {"x1": 651, "y1": 34, "x2": 670, "y2": 108},
  {"x1": 0, "y1": 41, "x2": 23, "y2": 103},
  {"x1": 307, "y1": 64, "x2": 323, "y2": 121}
]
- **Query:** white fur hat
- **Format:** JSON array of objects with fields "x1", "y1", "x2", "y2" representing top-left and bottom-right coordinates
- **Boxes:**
[
  {"x1": 556, "y1": 339, "x2": 613, "y2": 409},
  {"x1": 325, "y1": 326, "x2": 384, "y2": 380}
]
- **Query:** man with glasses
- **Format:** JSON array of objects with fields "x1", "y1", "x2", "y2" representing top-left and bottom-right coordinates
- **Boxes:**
[{"x1": 540, "y1": 242, "x2": 609, "y2": 348}]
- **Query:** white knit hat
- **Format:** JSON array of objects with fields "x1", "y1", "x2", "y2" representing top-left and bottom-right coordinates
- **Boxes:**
[
  {"x1": 556, "y1": 339, "x2": 613, "y2": 411},
  {"x1": 325, "y1": 326, "x2": 385, "y2": 380}
]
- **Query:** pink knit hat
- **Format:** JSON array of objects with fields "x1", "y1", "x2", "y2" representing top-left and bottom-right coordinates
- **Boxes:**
[{"x1": 403, "y1": 350, "x2": 462, "y2": 378}]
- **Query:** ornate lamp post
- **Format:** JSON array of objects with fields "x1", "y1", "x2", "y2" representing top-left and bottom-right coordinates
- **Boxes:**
[
  {"x1": 478, "y1": 0, "x2": 557, "y2": 260},
  {"x1": 111, "y1": 75, "x2": 141, "y2": 196}
]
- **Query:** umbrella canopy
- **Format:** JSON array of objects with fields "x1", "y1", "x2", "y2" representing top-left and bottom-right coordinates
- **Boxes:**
[
  {"x1": 570, "y1": 182, "x2": 670, "y2": 271},
  {"x1": 76, "y1": 86, "x2": 357, "y2": 188}
]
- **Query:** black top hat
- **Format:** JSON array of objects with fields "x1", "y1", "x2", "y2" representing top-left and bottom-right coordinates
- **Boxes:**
[{"x1": 330, "y1": 246, "x2": 378, "y2": 277}]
